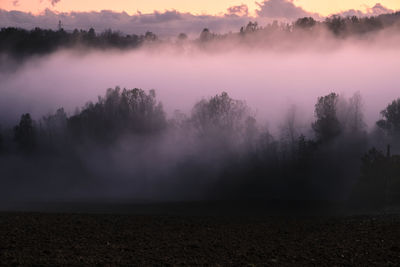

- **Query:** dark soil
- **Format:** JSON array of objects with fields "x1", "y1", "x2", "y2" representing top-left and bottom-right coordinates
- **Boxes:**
[{"x1": 1, "y1": 212, "x2": 400, "y2": 266}]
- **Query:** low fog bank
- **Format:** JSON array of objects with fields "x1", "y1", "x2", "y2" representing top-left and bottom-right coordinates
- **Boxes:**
[
  {"x1": 1, "y1": 25, "x2": 400, "y2": 211},
  {"x1": 0, "y1": 42, "x2": 399, "y2": 131},
  {"x1": 0, "y1": 85, "x2": 400, "y2": 211}
]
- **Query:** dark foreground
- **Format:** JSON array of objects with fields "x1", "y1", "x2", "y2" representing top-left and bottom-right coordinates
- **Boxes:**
[{"x1": 1, "y1": 212, "x2": 400, "y2": 265}]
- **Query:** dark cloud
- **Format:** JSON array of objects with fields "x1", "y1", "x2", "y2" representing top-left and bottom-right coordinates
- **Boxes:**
[
  {"x1": 139, "y1": 10, "x2": 182, "y2": 24},
  {"x1": 226, "y1": 4, "x2": 249, "y2": 17},
  {"x1": 254, "y1": 1, "x2": 395, "y2": 21},
  {"x1": 335, "y1": 3, "x2": 394, "y2": 17},
  {"x1": 366, "y1": 3, "x2": 394, "y2": 15},
  {"x1": 51, "y1": 0, "x2": 61, "y2": 6},
  {"x1": 338, "y1": 9, "x2": 367, "y2": 18},
  {"x1": 255, "y1": 0, "x2": 318, "y2": 20}
]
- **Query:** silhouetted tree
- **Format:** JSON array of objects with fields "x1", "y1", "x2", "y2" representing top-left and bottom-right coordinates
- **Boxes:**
[
  {"x1": 240, "y1": 21, "x2": 261, "y2": 35},
  {"x1": 352, "y1": 147, "x2": 393, "y2": 207},
  {"x1": 346, "y1": 92, "x2": 366, "y2": 134},
  {"x1": 295, "y1": 17, "x2": 316, "y2": 29},
  {"x1": 377, "y1": 98, "x2": 400, "y2": 138},
  {"x1": 245, "y1": 21, "x2": 258, "y2": 33},
  {"x1": 244, "y1": 116, "x2": 259, "y2": 148},
  {"x1": 191, "y1": 92, "x2": 250, "y2": 140},
  {"x1": 325, "y1": 16, "x2": 347, "y2": 35},
  {"x1": 39, "y1": 108, "x2": 68, "y2": 149},
  {"x1": 312, "y1": 93, "x2": 342, "y2": 143},
  {"x1": 145, "y1": 31, "x2": 157, "y2": 42},
  {"x1": 0, "y1": 27, "x2": 145, "y2": 60},
  {"x1": 67, "y1": 87, "x2": 166, "y2": 143},
  {"x1": 199, "y1": 28, "x2": 213, "y2": 42},
  {"x1": 14, "y1": 113, "x2": 36, "y2": 151},
  {"x1": 283, "y1": 134, "x2": 317, "y2": 190},
  {"x1": 280, "y1": 105, "x2": 300, "y2": 149},
  {"x1": 87, "y1": 28, "x2": 96, "y2": 43},
  {"x1": 0, "y1": 126, "x2": 3, "y2": 152},
  {"x1": 178, "y1": 33, "x2": 188, "y2": 40}
]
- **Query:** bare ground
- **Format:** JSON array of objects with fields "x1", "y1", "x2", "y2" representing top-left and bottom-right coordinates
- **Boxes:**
[{"x1": 1, "y1": 211, "x2": 400, "y2": 266}]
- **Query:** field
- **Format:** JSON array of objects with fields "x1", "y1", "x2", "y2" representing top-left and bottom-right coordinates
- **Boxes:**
[{"x1": 1, "y1": 203, "x2": 400, "y2": 266}]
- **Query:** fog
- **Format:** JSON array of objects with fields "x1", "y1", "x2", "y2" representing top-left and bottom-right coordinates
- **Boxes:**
[
  {"x1": 1, "y1": 40, "x2": 400, "y2": 131},
  {"x1": 1, "y1": 26, "x2": 400, "y2": 209}
]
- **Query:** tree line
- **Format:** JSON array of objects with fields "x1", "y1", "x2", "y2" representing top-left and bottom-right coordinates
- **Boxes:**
[
  {"x1": 199, "y1": 12, "x2": 400, "y2": 47},
  {"x1": 0, "y1": 87, "x2": 400, "y2": 207},
  {"x1": 0, "y1": 27, "x2": 158, "y2": 60},
  {"x1": 1, "y1": 12, "x2": 400, "y2": 60}
]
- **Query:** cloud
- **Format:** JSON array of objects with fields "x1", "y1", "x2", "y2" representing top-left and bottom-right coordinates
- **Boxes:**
[
  {"x1": 255, "y1": 0, "x2": 318, "y2": 20},
  {"x1": 139, "y1": 10, "x2": 182, "y2": 24},
  {"x1": 367, "y1": 3, "x2": 394, "y2": 15},
  {"x1": 226, "y1": 4, "x2": 249, "y2": 17},
  {"x1": 0, "y1": 2, "x2": 395, "y2": 37},
  {"x1": 12, "y1": 0, "x2": 19, "y2": 7},
  {"x1": 254, "y1": 1, "x2": 395, "y2": 21},
  {"x1": 51, "y1": 0, "x2": 61, "y2": 6},
  {"x1": 335, "y1": 3, "x2": 394, "y2": 17},
  {"x1": 0, "y1": 9, "x2": 250, "y2": 37}
]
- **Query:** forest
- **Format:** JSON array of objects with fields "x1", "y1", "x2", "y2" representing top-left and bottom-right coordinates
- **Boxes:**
[
  {"x1": 0, "y1": 87, "x2": 400, "y2": 208},
  {"x1": 0, "y1": 11, "x2": 400, "y2": 209},
  {"x1": 1, "y1": 11, "x2": 400, "y2": 60}
]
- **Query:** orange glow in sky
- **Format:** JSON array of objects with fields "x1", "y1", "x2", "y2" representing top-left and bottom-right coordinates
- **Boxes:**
[{"x1": 1, "y1": 0, "x2": 400, "y2": 16}]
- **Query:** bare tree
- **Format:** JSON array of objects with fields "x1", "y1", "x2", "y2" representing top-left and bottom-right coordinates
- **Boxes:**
[{"x1": 312, "y1": 93, "x2": 342, "y2": 143}]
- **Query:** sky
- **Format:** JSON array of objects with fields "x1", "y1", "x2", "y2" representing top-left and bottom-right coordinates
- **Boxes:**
[
  {"x1": 0, "y1": 0, "x2": 398, "y2": 36},
  {"x1": 2, "y1": 0, "x2": 400, "y2": 16}
]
